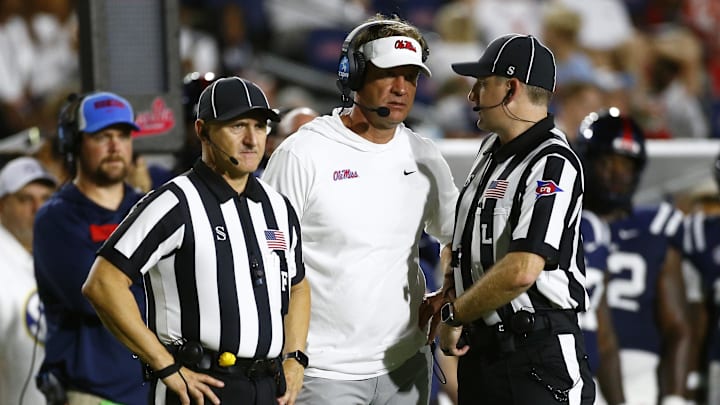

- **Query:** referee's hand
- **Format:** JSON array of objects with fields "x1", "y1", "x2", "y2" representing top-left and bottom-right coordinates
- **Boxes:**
[
  {"x1": 439, "y1": 323, "x2": 470, "y2": 357},
  {"x1": 277, "y1": 359, "x2": 304, "y2": 405},
  {"x1": 163, "y1": 367, "x2": 224, "y2": 405}
]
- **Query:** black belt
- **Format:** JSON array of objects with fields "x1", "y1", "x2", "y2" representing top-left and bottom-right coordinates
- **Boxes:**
[
  {"x1": 164, "y1": 342, "x2": 280, "y2": 377},
  {"x1": 465, "y1": 309, "x2": 579, "y2": 353}
]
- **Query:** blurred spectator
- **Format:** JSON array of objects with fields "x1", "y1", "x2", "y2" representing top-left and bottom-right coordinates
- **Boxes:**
[
  {"x1": 471, "y1": 0, "x2": 542, "y2": 44},
  {"x1": 638, "y1": 27, "x2": 708, "y2": 138},
  {"x1": 0, "y1": 0, "x2": 35, "y2": 136},
  {"x1": 218, "y1": 3, "x2": 254, "y2": 75},
  {"x1": 275, "y1": 85, "x2": 321, "y2": 112},
  {"x1": 27, "y1": 0, "x2": 78, "y2": 101},
  {"x1": 277, "y1": 106, "x2": 319, "y2": 139},
  {"x1": 426, "y1": 2, "x2": 483, "y2": 87},
  {"x1": 557, "y1": 0, "x2": 634, "y2": 67},
  {"x1": 174, "y1": 71, "x2": 217, "y2": 174},
  {"x1": 371, "y1": 0, "x2": 440, "y2": 31},
  {"x1": 554, "y1": 81, "x2": 604, "y2": 140},
  {"x1": 541, "y1": 2, "x2": 596, "y2": 87},
  {"x1": 267, "y1": 0, "x2": 369, "y2": 59},
  {"x1": 256, "y1": 106, "x2": 318, "y2": 176},
  {"x1": 432, "y1": 76, "x2": 482, "y2": 139},
  {"x1": 179, "y1": 5, "x2": 220, "y2": 74},
  {"x1": 0, "y1": 156, "x2": 56, "y2": 405}
]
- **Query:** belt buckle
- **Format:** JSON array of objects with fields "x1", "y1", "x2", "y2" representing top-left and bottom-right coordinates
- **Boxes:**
[{"x1": 246, "y1": 359, "x2": 266, "y2": 378}]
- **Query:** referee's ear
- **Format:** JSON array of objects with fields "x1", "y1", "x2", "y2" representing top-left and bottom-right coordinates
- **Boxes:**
[{"x1": 195, "y1": 119, "x2": 207, "y2": 141}]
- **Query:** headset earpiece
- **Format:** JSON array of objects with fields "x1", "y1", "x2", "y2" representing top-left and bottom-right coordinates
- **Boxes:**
[
  {"x1": 504, "y1": 84, "x2": 515, "y2": 104},
  {"x1": 337, "y1": 19, "x2": 429, "y2": 97},
  {"x1": 57, "y1": 93, "x2": 85, "y2": 169}
]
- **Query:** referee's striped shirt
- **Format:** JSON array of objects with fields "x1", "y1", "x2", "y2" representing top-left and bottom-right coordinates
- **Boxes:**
[
  {"x1": 98, "y1": 160, "x2": 304, "y2": 359},
  {"x1": 452, "y1": 115, "x2": 588, "y2": 326}
]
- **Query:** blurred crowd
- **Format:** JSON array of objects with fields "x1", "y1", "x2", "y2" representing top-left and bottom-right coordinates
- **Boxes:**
[{"x1": 0, "y1": 0, "x2": 719, "y2": 148}]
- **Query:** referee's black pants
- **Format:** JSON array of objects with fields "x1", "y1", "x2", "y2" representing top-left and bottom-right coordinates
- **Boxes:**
[
  {"x1": 457, "y1": 321, "x2": 595, "y2": 404},
  {"x1": 154, "y1": 370, "x2": 277, "y2": 405}
]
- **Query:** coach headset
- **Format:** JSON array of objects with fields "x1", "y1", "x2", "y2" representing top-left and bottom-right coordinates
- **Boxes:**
[
  {"x1": 57, "y1": 92, "x2": 88, "y2": 172},
  {"x1": 336, "y1": 19, "x2": 430, "y2": 108}
]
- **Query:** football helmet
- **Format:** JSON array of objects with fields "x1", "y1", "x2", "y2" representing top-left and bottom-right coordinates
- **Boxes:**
[{"x1": 575, "y1": 109, "x2": 647, "y2": 215}]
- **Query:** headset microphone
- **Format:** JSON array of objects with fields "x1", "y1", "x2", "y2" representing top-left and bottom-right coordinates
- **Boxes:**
[
  {"x1": 351, "y1": 99, "x2": 390, "y2": 117},
  {"x1": 206, "y1": 137, "x2": 239, "y2": 165},
  {"x1": 472, "y1": 89, "x2": 513, "y2": 112}
]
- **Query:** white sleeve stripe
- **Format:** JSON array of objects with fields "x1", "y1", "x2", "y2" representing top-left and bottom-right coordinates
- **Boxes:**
[
  {"x1": 683, "y1": 216, "x2": 693, "y2": 253},
  {"x1": 115, "y1": 190, "x2": 179, "y2": 258},
  {"x1": 664, "y1": 209, "x2": 684, "y2": 236},
  {"x1": 693, "y1": 212, "x2": 706, "y2": 251},
  {"x1": 544, "y1": 157, "x2": 578, "y2": 248},
  {"x1": 138, "y1": 226, "x2": 184, "y2": 275},
  {"x1": 650, "y1": 202, "x2": 672, "y2": 235}
]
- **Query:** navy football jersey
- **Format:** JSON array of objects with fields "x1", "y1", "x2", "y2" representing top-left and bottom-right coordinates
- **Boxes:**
[
  {"x1": 682, "y1": 212, "x2": 720, "y2": 362},
  {"x1": 606, "y1": 202, "x2": 684, "y2": 354},
  {"x1": 579, "y1": 210, "x2": 611, "y2": 373}
]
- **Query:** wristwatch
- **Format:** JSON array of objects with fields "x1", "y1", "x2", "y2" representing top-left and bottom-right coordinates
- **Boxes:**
[
  {"x1": 440, "y1": 302, "x2": 463, "y2": 327},
  {"x1": 283, "y1": 350, "x2": 309, "y2": 368}
]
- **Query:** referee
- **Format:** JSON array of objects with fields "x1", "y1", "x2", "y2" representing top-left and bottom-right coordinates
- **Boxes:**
[
  {"x1": 437, "y1": 34, "x2": 595, "y2": 404},
  {"x1": 82, "y1": 77, "x2": 310, "y2": 405}
]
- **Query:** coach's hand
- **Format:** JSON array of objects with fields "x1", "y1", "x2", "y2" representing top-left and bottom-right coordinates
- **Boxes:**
[
  {"x1": 277, "y1": 360, "x2": 304, "y2": 405},
  {"x1": 418, "y1": 290, "x2": 445, "y2": 344},
  {"x1": 439, "y1": 324, "x2": 469, "y2": 357},
  {"x1": 163, "y1": 367, "x2": 224, "y2": 405}
]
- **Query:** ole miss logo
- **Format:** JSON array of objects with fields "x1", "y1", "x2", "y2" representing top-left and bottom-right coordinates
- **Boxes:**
[
  {"x1": 395, "y1": 40, "x2": 417, "y2": 53},
  {"x1": 535, "y1": 180, "x2": 563, "y2": 199}
]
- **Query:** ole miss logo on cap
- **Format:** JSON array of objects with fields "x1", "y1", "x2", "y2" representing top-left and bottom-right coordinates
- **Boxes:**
[
  {"x1": 535, "y1": 180, "x2": 563, "y2": 199},
  {"x1": 395, "y1": 40, "x2": 417, "y2": 53},
  {"x1": 94, "y1": 99, "x2": 126, "y2": 109}
]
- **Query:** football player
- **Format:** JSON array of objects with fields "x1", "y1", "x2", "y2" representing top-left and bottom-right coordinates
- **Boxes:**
[{"x1": 576, "y1": 109, "x2": 691, "y2": 405}]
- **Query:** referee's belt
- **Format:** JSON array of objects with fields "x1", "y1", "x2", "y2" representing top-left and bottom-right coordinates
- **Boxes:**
[
  {"x1": 465, "y1": 309, "x2": 579, "y2": 353},
  {"x1": 164, "y1": 342, "x2": 280, "y2": 377}
]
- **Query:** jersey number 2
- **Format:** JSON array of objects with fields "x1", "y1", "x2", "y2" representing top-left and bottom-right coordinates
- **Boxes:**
[{"x1": 606, "y1": 252, "x2": 647, "y2": 312}]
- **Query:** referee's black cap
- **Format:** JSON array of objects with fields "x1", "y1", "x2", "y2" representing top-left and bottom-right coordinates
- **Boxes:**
[
  {"x1": 197, "y1": 76, "x2": 280, "y2": 123},
  {"x1": 451, "y1": 34, "x2": 556, "y2": 92}
]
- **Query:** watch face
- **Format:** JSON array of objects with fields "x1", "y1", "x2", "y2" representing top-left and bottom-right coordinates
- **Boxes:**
[
  {"x1": 286, "y1": 350, "x2": 308, "y2": 368},
  {"x1": 441, "y1": 303, "x2": 452, "y2": 323},
  {"x1": 296, "y1": 350, "x2": 309, "y2": 368}
]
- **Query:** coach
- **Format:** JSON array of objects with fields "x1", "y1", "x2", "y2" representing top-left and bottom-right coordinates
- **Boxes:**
[
  {"x1": 82, "y1": 77, "x2": 310, "y2": 405},
  {"x1": 438, "y1": 34, "x2": 595, "y2": 404}
]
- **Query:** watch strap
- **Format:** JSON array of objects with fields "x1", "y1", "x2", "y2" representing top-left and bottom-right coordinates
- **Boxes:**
[{"x1": 283, "y1": 350, "x2": 308, "y2": 368}]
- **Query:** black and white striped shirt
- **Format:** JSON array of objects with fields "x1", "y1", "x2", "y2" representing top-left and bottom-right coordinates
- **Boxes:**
[
  {"x1": 452, "y1": 115, "x2": 587, "y2": 326},
  {"x1": 98, "y1": 160, "x2": 304, "y2": 359}
]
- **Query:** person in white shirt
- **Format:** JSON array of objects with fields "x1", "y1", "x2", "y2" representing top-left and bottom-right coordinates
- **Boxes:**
[
  {"x1": 262, "y1": 15, "x2": 458, "y2": 405},
  {"x1": 0, "y1": 156, "x2": 56, "y2": 405}
]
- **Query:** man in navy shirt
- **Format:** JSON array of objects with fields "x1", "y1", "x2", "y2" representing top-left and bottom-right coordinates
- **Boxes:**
[{"x1": 34, "y1": 91, "x2": 148, "y2": 404}]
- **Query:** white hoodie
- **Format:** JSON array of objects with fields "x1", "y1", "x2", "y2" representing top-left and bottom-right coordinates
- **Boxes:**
[{"x1": 262, "y1": 108, "x2": 458, "y2": 379}]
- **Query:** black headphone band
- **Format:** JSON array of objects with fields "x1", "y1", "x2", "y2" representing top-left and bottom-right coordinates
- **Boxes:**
[
  {"x1": 337, "y1": 19, "x2": 429, "y2": 96},
  {"x1": 57, "y1": 92, "x2": 88, "y2": 169}
]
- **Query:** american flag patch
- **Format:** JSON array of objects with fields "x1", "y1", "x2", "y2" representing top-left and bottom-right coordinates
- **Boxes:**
[
  {"x1": 483, "y1": 180, "x2": 508, "y2": 199},
  {"x1": 264, "y1": 230, "x2": 286, "y2": 250}
]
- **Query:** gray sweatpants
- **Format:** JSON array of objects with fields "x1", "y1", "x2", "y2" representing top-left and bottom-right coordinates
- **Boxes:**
[{"x1": 296, "y1": 347, "x2": 432, "y2": 405}]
